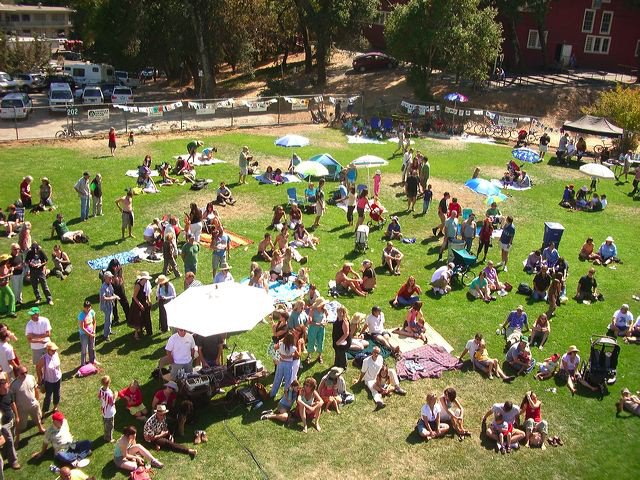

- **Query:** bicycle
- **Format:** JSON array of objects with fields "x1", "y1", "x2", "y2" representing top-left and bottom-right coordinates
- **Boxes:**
[
  {"x1": 592, "y1": 139, "x2": 613, "y2": 155},
  {"x1": 55, "y1": 125, "x2": 84, "y2": 139}
]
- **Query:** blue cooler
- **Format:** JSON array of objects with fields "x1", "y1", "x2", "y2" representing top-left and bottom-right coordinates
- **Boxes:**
[{"x1": 543, "y1": 222, "x2": 565, "y2": 249}]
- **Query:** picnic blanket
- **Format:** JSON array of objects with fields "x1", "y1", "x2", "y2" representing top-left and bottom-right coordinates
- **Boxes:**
[
  {"x1": 491, "y1": 179, "x2": 531, "y2": 191},
  {"x1": 460, "y1": 134, "x2": 496, "y2": 144},
  {"x1": 87, "y1": 249, "x2": 140, "y2": 270},
  {"x1": 387, "y1": 137, "x2": 415, "y2": 145},
  {"x1": 395, "y1": 344, "x2": 462, "y2": 381},
  {"x1": 130, "y1": 246, "x2": 163, "y2": 263},
  {"x1": 346, "y1": 135, "x2": 385, "y2": 145},
  {"x1": 126, "y1": 169, "x2": 159, "y2": 178},
  {"x1": 199, "y1": 231, "x2": 254, "y2": 250},
  {"x1": 390, "y1": 323, "x2": 454, "y2": 353},
  {"x1": 347, "y1": 340, "x2": 392, "y2": 360},
  {"x1": 239, "y1": 276, "x2": 309, "y2": 304},
  {"x1": 253, "y1": 174, "x2": 301, "y2": 184},
  {"x1": 172, "y1": 154, "x2": 226, "y2": 166}
]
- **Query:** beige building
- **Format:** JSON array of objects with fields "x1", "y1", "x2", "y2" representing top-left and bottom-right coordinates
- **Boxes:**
[{"x1": 0, "y1": 1, "x2": 74, "y2": 38}]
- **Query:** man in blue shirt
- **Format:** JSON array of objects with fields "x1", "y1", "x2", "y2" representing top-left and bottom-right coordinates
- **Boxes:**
[
  {"x1": 502, "y1": 305, "x2": 529, "y2": 347},
  {"x1": 498, "y1": 216, "x2": 515, "y2": 272},
  {"x1": 598, "y1": 236, "x2": 619, "y2": 265},
  {"x1": 542, "y1": 242, "x2": 559, "y2": 268}
]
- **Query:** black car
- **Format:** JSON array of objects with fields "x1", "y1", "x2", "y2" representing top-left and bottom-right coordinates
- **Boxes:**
[
  {"x1": 43, "y1": 74, "x2": 77, "y2": 91},
  {"x1": 352, "y1": 52, "x2": 399, "y2": 72}
]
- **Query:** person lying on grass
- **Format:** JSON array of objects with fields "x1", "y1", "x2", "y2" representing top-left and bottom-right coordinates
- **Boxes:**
[
  {"x1": 416, "y1": 392, "x2": 450, "y2": 442},
  {"x1": 534, "y1": 353, "x2": 560, "y2": 380},
  {"x1": 616, "y1": 387, "x2": 640, "y2": 417}
]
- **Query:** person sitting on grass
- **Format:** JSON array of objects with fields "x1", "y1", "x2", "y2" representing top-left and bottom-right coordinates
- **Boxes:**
[
  {"x1": 439, "y1": 387, "x2": 471, "y2": 441},
  {"x1": 257, "y1": 233, "x2": 274, "y2": 262},
  {"x1": 271, "y1": 206, "x2": 287, "y2": 231},
  {"x1": 260, "y1": 380, "x2": 300, "y2": 424},
  {"x1": 381, "y1": 241, "x2": 403, "y2": 275},
  {"x1": 348, "y1": 312, "x2": 370, "y2": 352},
  {"x1": 296, "y1": 377, "x2": 323, "y2": 433},
  {"x1": 318, "y1": 368, "x2": 343, "y2": 414},
  {"x1": 353, "y1": 346, "x2": 406, "y2": 410},
  {"x1": 483, "y1": 261, "x2": 505, "y2": 293},
  {"x1": 524, "y1": 250, "x2": 543, "y2": 274},
  {"x1": 384, "y1": 216, "x2": 403, "y2": 240},
  {"x1": 530, "y1": 313, "x2": 551, "y2": 350},
  {"x1": 578, "y1": 237, "x2": 601, "y2": 263},
  {"x1": 575, "y1": 268, "x2": 601, "y2": 303},
  {"x1": 608, "y1": 304, "x2": 634, "y2": 337},
  {"x1": 391, "y1": 275, "x2": 422, "y2": 307},
  {"x1": 143, "y1": 405, "x2": 196, "y2": 458},
  {"x1": 430, "y1": 263, "x2": 453, "y2": 296},
  {"x1": 521, "y1": 391, "x2": 549, "y2": 450},
  {"x1": 289, "y1": 203, "x2": 302, "y2": 230},
  {"x1": 505, "y1": 336, "x2": 534, "y2": 376},
  {"x1": 534, "y1": 353, "x2": 560, "y2": 381},
  {"x1": 558, "y1": 345, "x2": 598, "y2": 395},
  {"x1": 118, "y1": 380, "x2": 148, "y2": 421},
  {"x1": 360, "y1": 306, "x2": 395, "y2": 351},
  {"x1": 542, "y1": 242, "x2": 559, "y2": 269},
  {"x1": 335, "y1": 263, "x2": 367, "y2": 297},
  {"x1": 402, "y1": 301, "x2": 427, "y2": 343},
  {"x1": 473, "y1": 339, "x2": 515, "y2": 382},
  {"x1": 486, "y1": 202, "x2": 503, "y2": 228},
  {"x1": 416, "y1": 392, "x2": 450, "y2": 442},
  {"x1": 482, "y1": 400, "x2": 525, "y2": 452},
  {"x1": 215, "y1": 182, "x2": 236, "y2": 206},
  {"x1": 31, "y1": 411, "x2": 93, "y2": 467},
  {"x1": 532, "y1": 265, "x2": 551, "y2": 301},
  {"x1": 292, "y1": 223, "x2": 319, "y2": 250},
  {"x1": 502, "y1": 305, "x2": 529, "y2": 347},
  {"x1": 468, "y1": 270, "x2": 492, "y2": 302},
  {"x1": 616, "y1": 388, "x2": 640, "y2": 417},
  {"x1": 598, "y1": 236, "x2": 620, "y2": 265},
  {"x1": 113, "y1": 425, "x2": 163, "y2": 472},
  {"x1": 360, "y1": 259, "x2": 377, "y2": 293}
]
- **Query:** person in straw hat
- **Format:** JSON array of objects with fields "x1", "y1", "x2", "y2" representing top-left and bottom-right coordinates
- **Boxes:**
[
  {"x1": 156, "y1": 275, "x2": 176, "y2": 333},
  {"x1": 143, "y1": 404, "x2": 196, "y2": 458},
  {"x1": 213, "y1": 261, "x2": 234, "y2": 284},
  {"x1": 558, "y1": 345, "x2": 598, "y2": 395},
  {"x1": 127, "y1": 271, "x2": 152, "y2": 340},
  {"x1": 35, "y1": 341, "x2": 62, "y2": 414}
]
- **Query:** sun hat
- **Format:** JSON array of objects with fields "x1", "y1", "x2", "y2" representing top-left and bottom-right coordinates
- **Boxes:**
[
  {"x1": 328, "y1": 366, "x2": 344, "y2": 379},
  {"x1": 103, "y1": 271, "x2": 114, "y2": 278},
  {"x1": 46, "y1": 341, "x2": 59, "y2": 351},
  {"x1": 164, "y1": 381, "x2": 178, "y2": 391},
  {"x1": 605, "y1": 236, "x2": 614, "y2": 242},
  {"x1": 0, "y1": 254, "x2": 10, "y2": 263},
  {"x1": 517, "y1": 305, "x2": 524, "y2": 311},
  {"x1": 156, "y1": 274, "x2": 169, "y2": 285},
  {"x1": 220, "y1": 262, "x2": 232, "y2": 270},
  {"x1": 52, "y1": 411, "x2": 65, "y2": 423},
  {"x1": 155, "y1": 404, "x2": 169, "y2": 414},
  {"x1": 136, "y1": 271, "x2": 152, "y2": 280},
  {"x1": 622, "y1": 387, "x2": 630, "y2": 395},
  {"x1": 567, "y1": 345, "x2": 579, "y2": 354},
  {"x1": 28, "y1": 306, "x2": 40, "y2": 315},
  {"x1": 375, "y1": 169, "x2": 381, "y2": 175}
]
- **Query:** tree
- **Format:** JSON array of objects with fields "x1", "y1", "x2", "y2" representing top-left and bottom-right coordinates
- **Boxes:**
[
  {"x1": 586, "y1": 85, "x2": 640, "y2": 152},
  {"x1": 487, "y1": 0, "x2": 527, "y2": 71},
  {"x1": 0, "y1": 33, "x2": 51, "y2": 73},
  {"x1": 385, "y1": 0, "x2": 503, "y2": 98},
  {"x1": 527, "y1": 0, "x2": 553, "y2": 69},
  {"x1": 294, "y1": 0, "x2": 377, "y2": 85}
]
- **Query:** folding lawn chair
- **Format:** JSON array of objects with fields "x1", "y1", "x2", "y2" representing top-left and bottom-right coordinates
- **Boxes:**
[
  {"x1": 357, "y1": 184, "x2": 367, "y2": 195},
  {"x1": 382, "y1": 118, "x2": 393, "y2": 132},
  {"x1": 287, "y1": 187, "x2": 299, "y2": 205},
  {"x1": 371, "y1": 117, "x2": 381, "y2": 130}
]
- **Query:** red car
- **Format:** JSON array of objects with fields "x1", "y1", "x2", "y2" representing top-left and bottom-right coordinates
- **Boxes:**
[{"x1": 352, "y1": 52, "x2": 399, "y2": 72}]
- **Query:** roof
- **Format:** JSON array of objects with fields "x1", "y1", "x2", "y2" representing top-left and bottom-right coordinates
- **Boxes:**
[
  {"x1": 0, "y1": 4, "x2": 73, "y2": 13},
  {"x1": 562, "y1": 115, "x2": 624, "y2": 138}
]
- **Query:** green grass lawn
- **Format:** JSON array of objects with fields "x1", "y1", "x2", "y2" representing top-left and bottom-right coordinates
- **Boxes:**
[{"x1": 1, "y1": 128, "x2": 639, "y2": 480}]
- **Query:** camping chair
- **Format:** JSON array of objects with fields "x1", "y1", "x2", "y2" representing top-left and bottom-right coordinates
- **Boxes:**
[
  {"x1": 462, "y1": 208, "x2": 473, "y2": 221},
  {"x1": 357, "y1": 184, "x2": 368, "y2": 195},
  {"x1": 371, "y1": 117, "x2": 381, "y2": 130},
  {"x1": 382, "y1": 118, "x2": 393, "y2": 132},
  {"x1": 287, "y1": 187, "x2": 299, "y2": 205}
]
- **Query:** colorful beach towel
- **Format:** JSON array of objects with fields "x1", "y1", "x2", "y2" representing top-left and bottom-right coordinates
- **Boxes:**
[
  {"x1": 199, "y1": 231, "x2": 254, "y2": 250},
  {"x1": 239, "y1": 276, "x2": 309, "y2": 304},
  {"x1": 253, "y1": 174, "x2": 301, "y2": 184},
  {"x1": 347, "y1": 341, "x2": 391, "y2": 360},
  {"x1": 172, "y1": 154, "x2": 226, "y2": 166},
  {"x1": 491, "y1": 179, "x2": 532, "y2": 191},
  {"x1": 395, "y1": 344, "x2": 462, "y2": 381},
  {"x1": 87, "y1": 249, "x2": 140, "y2": 270},
  {"x1": 346, "y1": 135, "x2": 385, "y2": 145}
]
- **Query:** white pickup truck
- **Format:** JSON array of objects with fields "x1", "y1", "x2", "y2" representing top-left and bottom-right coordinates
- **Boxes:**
[{"x1": 115, "y1": 71, "x2": 139, "y2": 88}]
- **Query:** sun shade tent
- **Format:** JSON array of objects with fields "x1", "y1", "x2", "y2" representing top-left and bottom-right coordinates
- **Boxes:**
[
  {"x1": 309, "y1": 153, "x2": 343, "y2": 179},
  {"x1": 562, "y1": 115, "x2": 623, "y2": 138}
]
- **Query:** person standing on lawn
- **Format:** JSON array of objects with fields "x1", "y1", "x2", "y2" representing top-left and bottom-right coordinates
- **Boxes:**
[
  {"x1": 74, "y1": 172, "x2": 91, "y2": 222},
  {"x1": 0, "y1": 372, "x2": 21, "y2": 470},
  {"x1": 497, "y1": 216, "x2": 515, "y2": 272},
  {"x1": 100, "y1": 271, "x2": 119, "y2": 341},
  {"x1": 0, "y1": 255, "x2": 16, "y2": 318},
  {"x1": 10, "y1": 366, "x2": 45, "y2": 443},
  {"x1": 90, "y1": 173, "x2": 103, "y2": 217},
  {"x1": 432, "y1": 192, "x2": 450, "y2": 237},
  {"x1": 25, "y1": 243, "x2": 53, "y2": 305},
  {"x1": 238, "y1": 146, "x2": 251, "y2": 185},
  {"x1": 115, "y1": 189, "x2": 134, "y2": 240},
  {"x1": 108, "y1": 127, "x2": 117, "y2": 156},
  {"x1": 186, "y1": 140, "x2": 204, "y2": 164},
  {"x1": 77, "y1": 300, "x2": 98, "y2": 367}
]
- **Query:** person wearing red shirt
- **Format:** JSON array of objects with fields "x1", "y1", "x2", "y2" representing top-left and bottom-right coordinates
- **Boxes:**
[
  {"x1": 391, "y1": 275, "x2": 422, "y2": 307},
  {"x1": 118, "y1": 380, "x2": 148, "y2": 420},
  {"x1": 520, "y1": 391, "x2": 549, "y2": 449},
  {"x1": 151, "y1": 381, "x2": 178, "y2": 410},
  {"x1": 20, "y1": 176, "x2": 33, "y2": 208},
  {"x1": 448, "y1": 197, "x2": 462, "y2": 218},
  {"x1": 108, "y1": 127, "x2": 117, "y2": 156}
]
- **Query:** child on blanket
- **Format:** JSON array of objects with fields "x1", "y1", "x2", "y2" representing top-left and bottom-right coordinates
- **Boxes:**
[
  {"x1": 295, "y1": 268, "x2": 309, "y2": 289},
  {"x1": 373, "y1": 365, "x2": 394, "y2": 398},
  {"x1": 403, "y1": 302, "x2": 427, "y2": 343},
  {"x1": 534, "y1": 353, "x2": 560, "y2": 381}
]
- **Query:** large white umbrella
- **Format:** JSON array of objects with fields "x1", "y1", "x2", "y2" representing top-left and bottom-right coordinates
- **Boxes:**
[
  {"x1": 295, "y1": 160, "x2": 329, "y2": 178},
  {"x1": 275, "y1": 134, "x2": 310, "y2": 147},
  {"x1": 352, "y1": 155, "x2": 388, "y2": 187},
  {"x1": 579, "y1": 163, "x2": 615, "y2": 180},
  {"x1": 165, "y1": 282, "x2": 274, "y2": 336}
]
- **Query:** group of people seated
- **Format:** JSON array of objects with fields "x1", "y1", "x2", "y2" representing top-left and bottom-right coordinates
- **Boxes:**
[
  {"x1": 578, "y1": 236, "x2": 621, "y2": 266},
  {"x1": 560, "y1": 184, "x2": 608, "y2": 211},
  {"x1": 501, "y1": 161, "x2": 531, "y2": 188}
]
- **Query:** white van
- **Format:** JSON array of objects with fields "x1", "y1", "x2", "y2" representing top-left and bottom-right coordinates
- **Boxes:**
[
  {"x1": 49, "y1": 82, "x2": 74, "y2": 112},
  {"x1": 63, "y1": 62, "x2": 115, "y2": 87},
  {"x1": 0, "y1": 92, "x2": 33, "y2": 119}
]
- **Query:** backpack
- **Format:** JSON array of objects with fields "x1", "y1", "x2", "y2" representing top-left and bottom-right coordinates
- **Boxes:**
[
  {"x1": 517, "y1": 283, "x2": 532, "y2": 296},
  {"x1": 352, "y1": 352, "x2": 369, "y2": 369},
  {"x1": 190, "y1": 179, "x2": 208, "y2": 191},
  {"x1": 77, "y1": 363, "x2": 98, "y2": 377}
]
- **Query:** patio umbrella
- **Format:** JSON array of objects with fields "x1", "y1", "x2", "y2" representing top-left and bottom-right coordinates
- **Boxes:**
[
  {"x1": 294, "y1": 160, "x2": 329, "y2": 178},
  {"x1": 484, "y1": 193, "x2": 508, "y2": 205},
  {"x1": 352, "y1": 155, "x2": 389, "y2": 187},
  {"x1": 512, "y1": 147, "x2": 541, "y2": 164},
  {"x1": 579, "y1": 163, "x2": 615, "y2": 180},
  {"x1": 275, "y1": 134, "x2": 310, "y2": 147},
  {"x1": 165, "y1": 282, "x2": 274, "y2": 337},
  {"x1": 464, "y1": 178, "x2": 502, "y2": 196}
]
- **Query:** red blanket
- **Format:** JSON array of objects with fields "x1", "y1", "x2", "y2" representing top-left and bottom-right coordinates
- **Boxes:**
[{"x1": 395, "y1": 344, "x2": 462, "y2": 381}]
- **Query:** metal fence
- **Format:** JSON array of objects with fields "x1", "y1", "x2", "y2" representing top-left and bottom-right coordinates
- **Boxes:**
[{"x1": 0, "y1": 93, "x2": 365, "y2": 142}]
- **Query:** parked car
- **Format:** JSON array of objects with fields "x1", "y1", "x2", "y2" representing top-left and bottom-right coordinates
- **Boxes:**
[
  {"x1": 140, "y1": 67, "x2": 155, "y2": 79},
  {"x1": 115, "y1": 70, "x2": 139, "y2": 88},
  {"x1": 100, "y1": 83, "x2": 120, "y2": 101},
  {"x1": 82, "y1": 85, "x2": 104, "y2": 104},
  {"x1": 48, "y1": 82, "x2": 74, "y2": 112},
  {"x1": 0, "y1": 72, "x2": 18, "y2": 94},
  {"x1": 111, "y1": 86, "x2": 133, "y2": 104},
  {"x1": 13, "y1": 73, "x2": 45, "y2": 92},
  {"x1": 0, "y1": 92, "x2": 33, "y2": 119},
  {"x1": 352, "y1": 52, "x2": 399, "y2": 72},
  {"x1": 43, "y1": 73, "x2": 77, "y2": 91}
]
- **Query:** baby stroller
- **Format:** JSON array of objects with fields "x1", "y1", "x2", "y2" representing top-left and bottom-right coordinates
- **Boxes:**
[
  {"x1": 579, "y1": 335, "x2": 620, "y2": 397},
  {"x1": 450, "y1": 248, "x2": 477, "y2": 286},
  {"x1": 367, "y1": 202, "x2": 386, "y2": 229},
  {"x1": 355, "y1": 224, "x2": 369, "y2": 252}
]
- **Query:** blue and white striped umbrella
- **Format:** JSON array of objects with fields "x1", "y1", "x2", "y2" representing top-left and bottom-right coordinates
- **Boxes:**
[
  {"x1": 275, "y1": 134, "x2": 310, "y2": 147},
  {"x1": 512, "y1": 147, "x2": 541, "y2": 164}
]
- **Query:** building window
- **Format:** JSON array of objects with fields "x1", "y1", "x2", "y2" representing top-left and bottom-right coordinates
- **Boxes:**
[
  {"x1": 600, "y1": 11, "x2": 613, "y2": 34},
  {"x1": 21, "y1": 14, "x2": 30, "y2": 22},
  {"x1": 582, "y1": 9, "x2": 596, "y2": 32},
  {"x1": 10, "y1": 14, "x2": 19, "y2": 22},
  {"x1": 50, "y1": 13, "x2": 65, "y2": 23},
  {"x1": 373, "y1": 10, "x2": 390, "y2": 26},
  {"x1": 584, "y1": 35, "x2": 610, "y2": 54},
  {"x1": 527, "y1": 29, "x2": 548, "y2": 50}
]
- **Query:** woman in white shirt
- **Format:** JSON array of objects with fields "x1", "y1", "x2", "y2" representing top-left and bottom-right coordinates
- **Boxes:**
[
  {"x1": 416, "y1": 392, "x2": 450, "y2": 441},
  {"x1": 559, "y1": 345, "x2": 597, "y2": 395}
]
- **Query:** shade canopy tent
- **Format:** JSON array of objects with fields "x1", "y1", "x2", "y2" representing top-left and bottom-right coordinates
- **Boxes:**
[
  {"x1": 562, "y1": 115, "x2": 623, "y2": 138},
  {"x1": 165, "y1": 282, "x2": 274, "y2": 337},
  {"x1": 309, "y1": 153, "x2": 343, "y2": 179}
]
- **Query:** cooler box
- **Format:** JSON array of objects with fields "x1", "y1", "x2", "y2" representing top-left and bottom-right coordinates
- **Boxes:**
[{"x1": 543, "y1": 222, "x2": 565, "y2": 249}]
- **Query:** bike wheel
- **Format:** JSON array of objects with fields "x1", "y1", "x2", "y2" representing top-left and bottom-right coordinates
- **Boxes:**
[
  {"x1": 474, "y1": 123, "x2": 485, "y2": 135},
  {"x1": 72, "y1": 130, "x2": 84, "y2": 137},
  {"x1": 55, "y1": 130, "x2": 67, "y2": 139},
  {"x1": 462, "y1": 270, "x2": 477, "y2": 287},
  {"x1": 594, "y1": 145, "x2": 604, "y2": 154}
]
